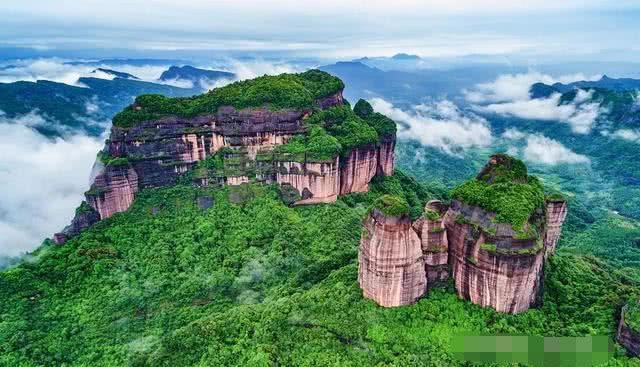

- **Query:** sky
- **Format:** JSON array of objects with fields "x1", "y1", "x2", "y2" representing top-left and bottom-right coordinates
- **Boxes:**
[{"x1": 0, "y1": 1, "x2": 639, "y2": 60}]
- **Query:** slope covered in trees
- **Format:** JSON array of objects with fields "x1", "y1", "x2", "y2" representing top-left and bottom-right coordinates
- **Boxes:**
[{"x1": 1, "y1": 172, "x2": 639, "y2": 366}]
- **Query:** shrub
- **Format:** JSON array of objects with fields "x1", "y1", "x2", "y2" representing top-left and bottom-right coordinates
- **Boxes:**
[{"x1": 371, "y1": 195, "x2": 410, "y2": 217}]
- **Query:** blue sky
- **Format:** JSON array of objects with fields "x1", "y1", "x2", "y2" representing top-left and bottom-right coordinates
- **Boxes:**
[{"x1": 0, "y1": 1, "x2": 639, "y2": 60}]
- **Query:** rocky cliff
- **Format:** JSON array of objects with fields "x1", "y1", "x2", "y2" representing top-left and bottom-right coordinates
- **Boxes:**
[
  {"x1": 618, "y1": 303, "x2": 640, "y2": 357},
  {"x1": 358, "y1": 196, "x2": 427, "y2": 307},
  {"x1": 358, "y1": 155, "x2": 567, "y2": 314},
  {"x1": 54, "y1": 71, "x2": 397, "y2": 243},
  {"x1": 413, "y1": 200, "x2": 449, "y2": 286}
]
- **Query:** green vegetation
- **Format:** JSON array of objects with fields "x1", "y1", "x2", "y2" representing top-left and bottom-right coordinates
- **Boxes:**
[
  {"x1": 451, "y1": 155, "x2": 545, "y2": 230},
  {"x1": 425, "y1": 208, "x2": 441, "y2": 221},
  {"x1": 625, "y1": 299, "x2": 640, "y2": 332},
  {"x1": 112, "y1": 70, "x2": 344, "y2": 128},
  {"x1": 98, "y1": 151, "x2": 130, "y2": 167},
  {"x1": 480, "y1": 243, "x2": 497, "y2": 252},
  {"x1": 353, "y1": 99, "x2": 396, "y2": 138},
  {"x1": 353, "y1": 99, "x2": 374, "y2": 117},
  {"x1": 275, "y1": 126, "x2": 342, "y2": 162},
  {"x1": 1, "y1": 172, "x2": 639, "y2": 366},
  {"x1": 74, "y1": 201, "x2": 95, "y2": 216},
  {"x1": 371, "y1": 195, "x2": 410, "y2": 217}
]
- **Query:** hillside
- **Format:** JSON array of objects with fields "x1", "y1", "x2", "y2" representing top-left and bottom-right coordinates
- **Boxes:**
[{"x1": 1, "y1": 71, "x2": 640, "y2": 366}]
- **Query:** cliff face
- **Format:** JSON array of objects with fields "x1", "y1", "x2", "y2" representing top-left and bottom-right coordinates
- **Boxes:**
[
  {"x1": 358, "y1": 155, "x2": 568, "y2": 314},
  {"x1": 543, "y1": 200, "x2": 568, "y2": 259},
  {"x1": 413, "y1": 200, "x2": 449, "y2": 286},
  {"x1": 358, "y1": 208, "x2": 427, "y2": 307},
  {"x1": 444, "y1": 201, "x2": 546, "y2": 314},
  {"x1": 86, "y1": 166, "x2": 139, "y2": 220},
  {"x1": 56, "y1": 72, "x2": 397, "y2": 242},
  {"x1": 618, "y1": 305, "x2": 640, "y2": 357}
]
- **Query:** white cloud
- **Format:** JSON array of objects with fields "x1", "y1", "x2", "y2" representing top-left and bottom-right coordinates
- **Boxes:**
[
  {"x1": 612, "y1": 129, "x2": 640, "y2": 142},
  {"x1": 370, "y1": 98, "x2": 492, "y2": 155},
  {"x1": 502, "y1": 129, "x2": 590, "y2": 165},
  {"x1": 464, "y1": 72, "x2": 599, "y2": 104},
  {"x1": 468, "y1": 72, "x2": 604, "y2": 134},
  {"x1": 0, "y1": 113, "x2": 103, "y2": 256},
  {"x1": 0, "y1": 58, "x2": 170, "y2": 86}
]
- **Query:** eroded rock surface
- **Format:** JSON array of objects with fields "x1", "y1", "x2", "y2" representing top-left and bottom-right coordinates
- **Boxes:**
[
  {"x1": 358, "y1": 208, "x2": 427, "y2": 307},
  {"x1": 618, "y1": 304, "x2": 640, "y2": 357}
]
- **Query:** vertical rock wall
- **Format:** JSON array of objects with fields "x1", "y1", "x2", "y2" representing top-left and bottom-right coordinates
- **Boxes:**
[
  {"x1": 544, "y1": 200, "x2": 568, "y2": 259},
  {"x1": 358, "y1": 209, "x2": 427, "y2": 307},
  {"x1": 86, "y1": 166, "x2": 139, "y2": 220},
  {"x1": 618, "y1": 305, "x2": 640, "y2": 357},
  {"x1": 443, "y1": 202, "x2": 546, "y2": 314},
  {"x1": 339, "y1": 146, "x2": 379, "y2": 195},
  {"x1": 415, "y1": 201, "x2": 449, "y2": 286},
  {"x1": 377, "y1": 138, "x2": 396, "y2": 177},
  {"x1": 275, "y1": 159, "x2": 341, "y2": 204}
]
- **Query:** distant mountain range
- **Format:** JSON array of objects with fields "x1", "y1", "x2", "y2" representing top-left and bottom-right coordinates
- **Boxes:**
[
  {"x1": 319, "y1": 61, "x2": 521, "y2": 105},
  {"x1": 159, "y1": 65, "x2": 234, "y2": 83},
  {"x1": 0, "y1": 75, "x2": 199, "y2": 137},
  {"x1": 530, "y1": 75, "x2": 640, "y2": 98},
  {"x1": 91, "y1": 68, "x2": 139, "y2": 80}
]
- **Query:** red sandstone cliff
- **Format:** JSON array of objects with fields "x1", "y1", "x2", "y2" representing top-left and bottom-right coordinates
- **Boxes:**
[
  {"x1": 358, "y1": 208, "x2": 427, "y2": 307},
  {"x1": 543, "y1": 199, "x2": 568, "y2": 259},
  {"x1": 444, "y1": 201, "x2": 546, "y2": 314},
  {"x1": 413, "y1": 200, "x2": 449, "y2": 286},
  {"x1": 618, "y1": 304, "x2": 640, "y2": 357},
  {"x1": 56, "y1": 86, "x2": 396, "y2": 241},
  {"x1": 86, "y1": 166, "x2": 139, "y2": 220}
]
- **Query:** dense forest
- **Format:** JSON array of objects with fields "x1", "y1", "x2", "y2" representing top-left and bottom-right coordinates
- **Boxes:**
[{"x1": 1, "y1": 171, "x2": 639, "y2": 366}]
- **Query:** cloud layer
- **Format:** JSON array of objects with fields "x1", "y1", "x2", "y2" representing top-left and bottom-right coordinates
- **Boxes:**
[
  {"x1": 0, "y1": 113, "x2": 102, "y2": 256},
  {"x1": 468, "y1": 72, "x2": 604, "y2": 134},
  {"x1": 370, "y1": 98, "x2": 492, "y2": 155},
  {"x1": 502, "y1": 128, "x2": 590, "y2": 165}
]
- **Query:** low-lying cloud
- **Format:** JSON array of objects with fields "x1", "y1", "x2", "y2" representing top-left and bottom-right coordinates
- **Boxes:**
[
  {"x1": 0, "y1": 58, "x2": 169, "y2": 86},
  {"x1": 370, "y1": 98, "x2": 492, "y2": 155},
  {"x1": 611, "y1": 129, "x2": 640, "y2": 143},
  {"x1": 0, "y1": 112, "x2": 102, "y2": 256},
  {"x1": 502, "y1": 128, "x2": 590, "y2": 165},
  {"x1": 467, "y1": 72, "x2": 604, "y2": 134}
]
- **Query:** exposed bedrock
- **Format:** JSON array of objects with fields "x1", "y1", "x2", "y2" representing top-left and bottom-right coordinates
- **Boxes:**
[
  {"x1": 413, "y1": 200, "x2": 450, "y2": 286},
  {"x1": 543, "y1": 199, "x2": 568, "y2": 259},
  {"x1": 358, "y1": 209, "x2": 427, "y2": 307},
  {"x1": 275, "y1": 159, "x2": 340, "y2": 204},
  {"x1": 444, "y1": 200, "x2": 549, "y2": 314},
  {"x1": 86, "y1": 166, "x2": 139, "y2": 220},
  {"x1": 618, "y1": 304, "x2": 640, "y2": 357},
  {"x1": 339, "y1": 145, "x2": 380, "y2": 195}
]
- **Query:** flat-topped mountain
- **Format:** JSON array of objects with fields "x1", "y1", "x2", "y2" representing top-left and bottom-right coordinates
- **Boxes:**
[
  {"x1": 54, "y1": 70, "x2": 397, "y2": 243},
  {"x1": 359, "y1": 154, "x2": 568, "y2": 313}
]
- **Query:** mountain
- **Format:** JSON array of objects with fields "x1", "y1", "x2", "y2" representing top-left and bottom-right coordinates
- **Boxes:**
[
  {"x1": 320, "y1": 61, "x2": 522, "y2": 104},
  {"x1": 391, "y1": 53, "x2": 421, "y2": 60},
  {"x1": 159, "y1": 65, "x2": 235, "y2": 83},
  {"x1": 91, "y1": 68, "x2": 139, "y2": 80},
  {"x1": 0, "y1": 77, "x2": 199, "y2": 137},
  {"x1": 55, "y1": 70, "x2": 396, "y2": 242},
  {"x1": 530, "y1": 75, "x2": 640, "y2": 98},
  {"x1": 359, "y1": 155, "x2": 567, "y2": 314},
  {"x1": 1, "y1": 71, "x2": 639, "y2": 365}
]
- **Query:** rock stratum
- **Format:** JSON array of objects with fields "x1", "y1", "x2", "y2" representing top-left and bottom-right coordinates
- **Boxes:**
[
  {"x1": 54, "y1": 70, "x2": 396, "y2": 243},
  {"x1": 618, "y1": 302, "x2": 640, "y2": 357},
  {"x1": 358, "y1": 155, "x2": 568, "y2": 313}
]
